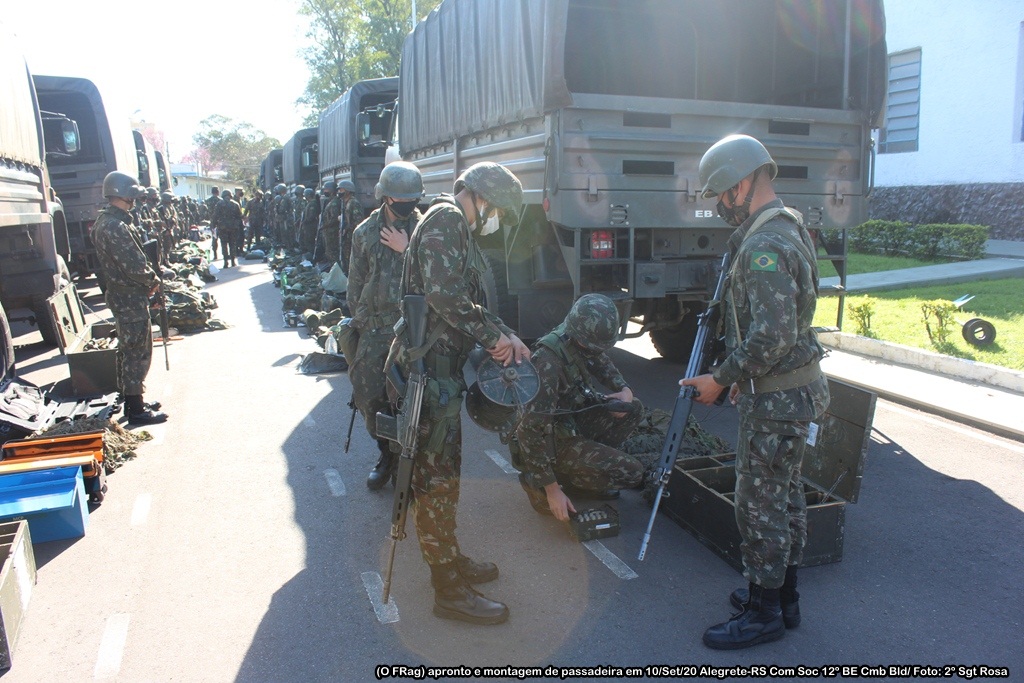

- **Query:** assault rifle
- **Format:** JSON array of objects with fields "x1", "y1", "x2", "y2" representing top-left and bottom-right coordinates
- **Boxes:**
[
  {"x1": 638, "y1": 252, "x2": 731, "y2": 561},
  {"x1": 142, "y1": 239, "x2": 171, "y2": 371},
  {"x1": 374, "y1": 295, "x2": 429, "y2": 603}
]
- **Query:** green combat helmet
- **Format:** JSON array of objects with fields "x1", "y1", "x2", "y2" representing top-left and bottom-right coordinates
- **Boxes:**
[
  {"x1": 161, "y1": 190, "x2": 174, "y2": 203},
  {"x1": 303, "y1": 187, "x2": 314, "y2": 198},
  {"x1": 322, "y1": 180, "x2": 337, "y2": 194},
  {"x1": 337, "y1": 180, "x2": 356, "y2": 195},
  {"x1": 102, "y1": 171, "x2": 143, "y2": 200},
  {"x1": 565, "y1": 293, "x2": 620, "y2": 353},
  {"x1": 376, "y1": 160, "x2": 423, "y2": 200},
  {"x1": 275, "y1": 183, "x2": 287, "y2": 195},
  {"x1": 146, "y1": 186, "x2": 159, "y2": 200},
  {"x1": 698, "y1": 134, "x2": 777, "y2": 199},
  {"x1": 453, "y1": 161, "x2": 523, "y2": 226}
]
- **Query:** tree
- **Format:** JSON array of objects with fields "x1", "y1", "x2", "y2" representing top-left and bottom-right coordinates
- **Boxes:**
[
  {"x1": 296, "y1": 0, "x2": 436, "y2": 126},
  {"x1": 189, "y1": 115, "x2": 281, "y2": 189}
]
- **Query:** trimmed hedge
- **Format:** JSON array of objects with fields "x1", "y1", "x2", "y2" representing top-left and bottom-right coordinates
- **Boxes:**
[{"x1": 848, "y1": 220, "x2": 988, "y2": 261}]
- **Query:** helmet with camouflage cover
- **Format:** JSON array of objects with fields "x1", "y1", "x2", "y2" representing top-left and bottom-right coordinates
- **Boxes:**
[
  {"x1": 565, "y1": 294, "x2": 620, "y2": 353},
  {"x1": 161, "y1": 190, "x2": 174, "y2": 203},
  {"x1": 376, "y1": 161, "x2": 423, "y2": 200},
  {"x1": 146, "y1": 186, "x2": 159, "y2": 200},
  {"x1": 453, "y1": 162, "x2": 522, "y2": 226},
  {"x1": 337, "y1": 179, "x2": 356, "y2": 194},
  {"x1": 294, "y1": 184, "x2": 305, "y2": 196},
  {"x1": 322, "y1": 180, "x2": 337, "y2": 193},
  {"x1": 698, "y1": 134, "x2": 777, "y2": 199},
  {"x1": 102, "y1": 171, "x2": 143, "y2": 200},
  {"x1": 274, "y1": 183, "x2": 286, "y2": 194},
  {"x1": 303, "y1": 187, "x2": 314, "y2": 198}
]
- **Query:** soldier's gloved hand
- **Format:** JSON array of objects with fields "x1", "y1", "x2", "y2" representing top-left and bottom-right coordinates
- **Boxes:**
[
  {"x1": 545, "y1": 482, "x2": 576, "y2": 522},
  {"x1": 605, "y1": 387, "x2": 633, "y2": 418}
]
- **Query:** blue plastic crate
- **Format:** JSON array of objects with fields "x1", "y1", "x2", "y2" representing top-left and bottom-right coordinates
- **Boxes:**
[{"x1": 0, "y1": 467, "x2": 89, "y2": 543}]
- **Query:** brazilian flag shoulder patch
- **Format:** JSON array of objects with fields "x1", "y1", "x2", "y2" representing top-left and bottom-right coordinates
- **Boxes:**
[{"x1": 750, "y1": 251, "x2": 778, "y2": 272}]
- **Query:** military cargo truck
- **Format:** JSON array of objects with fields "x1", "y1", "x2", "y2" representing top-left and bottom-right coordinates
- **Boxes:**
[
  {"x1": 0, "y1": 32, "x2": 80, "y2": 345},
  {"x1": 133, "y1": 130, "x2": 159, "y2": 190},
  {"x1": 320, "y1": 77, "x2": 399, "y2": 213},
  {"x1": 393, "y1": 0, "x2": 886, "y2": 357},
  {"x1": 259, "y1": 149, "x2": 283, "y2": 192},
  {"x1": 32, "y1": 75, "x2": 139, "y2": 279},
  {"x1": 282, "y1": 128, "x2": 319, "y2": 189},
  {"x1": 154, "y1": 149, "x2": 172, "y2": 193}
]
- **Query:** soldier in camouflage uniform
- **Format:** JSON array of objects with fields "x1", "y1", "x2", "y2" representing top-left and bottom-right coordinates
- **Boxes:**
[
  {"x1": 205, "y1": 187, "x2": 221, "y2": 259},
  {"x1": 271, "y1": 184, "x2": 288, "y2": 248},
  {"x1": 386, "y1": 162, "x2": 529, "y2": 625},
  {"x1": 299, "y1": 187, "x2": 319, "y2": 256},
  {"x1": 512, "y1": 294, "x2": 646, "y2": 520},
  {"x1": 318, "y1": 181, "x2": 341, "y2": 264},
  {"x1": 338, "y1": 180, "x2": 363, "y2": 276},
  {"x1": 290, "y1": 185, "x2": 305, "y2": 247},
  {"x1": 348, "y1": 162, "x2": 423, "y2": 490},
  {"x1": 211, "y1": 188, "x2": 243, "y2": 267},
  {"x1": 91, "y1": 172, "x2": 168, "y2": 426},
  {"x1": 681, "y1": 134, "x2": 830, "y2": 650},
  {"x1": 158, "y1": 191, "x2": 179, "y2": 266},
  {"x1": 245, "y1": 189, "x2": 265, "y2": 250}
]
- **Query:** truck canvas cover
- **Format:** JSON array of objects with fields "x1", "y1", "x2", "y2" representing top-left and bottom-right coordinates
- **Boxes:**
[
  {"x1": 0, "y1": 38, "x2": 42, "y2": 167},
  {"x1": 399, "y1": 0, "x2": 885, "y2": 155},
  {"x1": 319, "y1": 78, "x2": 399, "y2": 174}
]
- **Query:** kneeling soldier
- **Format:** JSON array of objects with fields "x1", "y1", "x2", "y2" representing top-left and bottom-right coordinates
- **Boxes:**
[{"x1": 512, "y1": 294, "x2": 646, "y2": 521}]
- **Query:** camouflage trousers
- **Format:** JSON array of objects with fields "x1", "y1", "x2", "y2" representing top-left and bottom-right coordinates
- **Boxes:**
[
  {"x1": 219, "y1": 227, "x2": 238, "y2": 264},
  {"x1": 300, "y1": 222, "x2": 318, "y2": 256},
  {"x1": 273, "y1": 218, "x2": 288, "y2": 247},
  {"x1": 550, "y1": 399, "x2": 647, "y2": 490},
  {"x1": 323, "y1": 224, "x2": 339, "y2": 264},
  {"x1": 114, "y1": 317, "x2": 153, "y2": 396},
  {"x1": 734, "y1": 413, "x2": 809, "y2": 589},
  {"x1": 411, "y1": 405, "x2": 464, "y2": 566},
  {"x1": 349, "y1": 328, "x2": 393, "y2": 442}
]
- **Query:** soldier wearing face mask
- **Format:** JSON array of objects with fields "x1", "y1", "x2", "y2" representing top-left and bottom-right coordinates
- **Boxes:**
[
  {"x1": 382, "y1": 161, "x2": 530, "y2": 625},
  {"x1": 346, "y1": 161, "x2": 424, "y2": 489}
]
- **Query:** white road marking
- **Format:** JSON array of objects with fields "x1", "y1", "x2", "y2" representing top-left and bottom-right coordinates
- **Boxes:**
[
  {"x1": 484, "y1": 448, "x2": 519, "y2": 475},
  {"x1": 878, "y1": 403, "x2": 1024, "y2": 455},
  {"x1": 303, "y1": 415, "x2": 316, "y2": 428},
  {"x1": 324, "y1": 469, "x2": 346, "y2": 497},
  {"x1": 361, "y1": 571, "x2": 400, "y2": 624},
  {"x1": 130, "y1": 493, "x2": 152, "y2": 527},
  {"x1": 582, "y1": 540, "x2": 639, "y2": 580},
  {"x1": 93, "y1": 613, "x2": 131, "y2": 680}
]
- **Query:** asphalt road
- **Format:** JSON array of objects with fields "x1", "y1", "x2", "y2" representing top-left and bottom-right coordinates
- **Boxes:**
[{"x1": 3, "y1": 262, "x2": 1022, "y2": 682}]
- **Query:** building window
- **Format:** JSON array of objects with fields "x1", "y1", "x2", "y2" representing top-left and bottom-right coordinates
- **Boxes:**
[{"x1": 879, "y1": 48, "x2": 921, "y2": 154}]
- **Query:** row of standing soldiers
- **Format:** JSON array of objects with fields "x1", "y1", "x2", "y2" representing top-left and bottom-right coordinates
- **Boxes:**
[
  {"x1": 129, "y1": 188, "x2": 198, "y2": 267},
  {"x1": 239, "y1": 182, "x2": 363, "y2": 271}
]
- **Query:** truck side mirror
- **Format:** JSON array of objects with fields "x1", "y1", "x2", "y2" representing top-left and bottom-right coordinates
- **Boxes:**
[
  {"x1": 61, "y1": 119, "x2": 80, "y2": 155},
  {"x1": 357, "y1": 112, "x2": 371, "y2": 144}
]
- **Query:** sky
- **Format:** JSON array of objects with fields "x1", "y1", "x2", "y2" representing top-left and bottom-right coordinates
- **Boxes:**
[{"x1": 5, "y1": 0, "x2": 311, "y2": 162}]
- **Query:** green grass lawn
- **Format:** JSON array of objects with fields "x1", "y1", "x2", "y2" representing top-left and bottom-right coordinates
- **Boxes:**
[{"x1": 814, "y1": 278, "x2": 1024, "y2": 371}]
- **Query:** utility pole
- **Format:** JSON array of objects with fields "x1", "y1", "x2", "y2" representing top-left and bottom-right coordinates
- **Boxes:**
[{"x1": 411, "y1": 0, "x2": 417, "y2": 29}]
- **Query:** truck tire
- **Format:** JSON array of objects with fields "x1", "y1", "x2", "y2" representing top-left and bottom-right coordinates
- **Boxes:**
[
  {"x1": 649, "y1": 311, "x2": 699, "y2": 364},
  {"x1": 480, "y1": 249, "x2": 519, "y2": 330},
  {"x1": 32, "y1": 299, "x2": 60, "y2": 346}
]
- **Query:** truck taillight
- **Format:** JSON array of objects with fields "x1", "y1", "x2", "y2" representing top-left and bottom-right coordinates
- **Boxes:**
[{"x1": 590, "y1": 230, "x2": 614, "y2": 258}]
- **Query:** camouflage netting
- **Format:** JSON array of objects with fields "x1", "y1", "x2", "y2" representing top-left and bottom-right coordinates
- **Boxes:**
[
  {"x1": 39, "y1": 417, "x2": 153, "y2": 473},
  {"x1": 622, "y1": 407, "x2": 732, "y2": 461}
]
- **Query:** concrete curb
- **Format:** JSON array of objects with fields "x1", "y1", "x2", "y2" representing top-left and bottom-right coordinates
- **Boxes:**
[{"x1": 818, "y1": 331, "x2": 1024, "y2": 394}]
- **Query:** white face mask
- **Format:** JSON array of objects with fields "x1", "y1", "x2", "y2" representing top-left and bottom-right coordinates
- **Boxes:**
[{"x1": 480, "y1": 209, "x2": 501, "y2": 237}]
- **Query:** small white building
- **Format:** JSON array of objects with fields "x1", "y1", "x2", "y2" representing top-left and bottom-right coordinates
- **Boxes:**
[
  {"x1": 870, "y1": 0, "x2": 1024, "y2": 239},
  {"x1": 171, "y1": 164, "x2": 236, "y2": 201}
]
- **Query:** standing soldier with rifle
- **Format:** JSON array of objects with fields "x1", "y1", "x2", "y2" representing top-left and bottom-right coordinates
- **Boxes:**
[
  {"x1": 337, "y1": 180, "x2": 361, "y2": 276},
  {"x1": 212, "y1": 187, "x2": 243, "y2": 268},
  {"x1": 380, "y1": 162, "x2": 529, "y2": 625},
  {"x1": 347, "y1": 162, "x2": 422, "y2": 490},
  {"x1": 92, "y1": 171, "x2": 168, "y2": 426},
  {"x1": 318, "y1": 181, "x2": 341, "y2": 265},
  {"x1": 680, "y1": 134, "x2": 829, "y2": 650}
]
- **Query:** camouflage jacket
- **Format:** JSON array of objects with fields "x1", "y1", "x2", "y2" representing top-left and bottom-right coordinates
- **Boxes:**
[
  {"x1": 92, "y1": 205, "x2": 158, "y2": 323},
  {"x1": 245, "y1": 198, "x2": 265, "y2": 224},
  {"x1": 516, "y1": 329, "x2": 629, "y2": 487},
  {"x1": 158, "y1": 203, "x2": 178, "y2": 230},
  {"x1": 341, "y1": 196, "x2": 363, "y2": 238},
  {"x1": 212, "y1": 197, "x2": 243, "y2": 231},
  {"x1": 348, "y1": 206, "x2": 421, "y2": 332},
  {"x1": 320, "y1": 195, "x2": 341, "y2": 233},
  {"x1": 397, "y1": 195, "x2": 514, "y2": 373},
  {"x1": 301, "y1": 197, "x2": 320, "y2": 228},
  {"x1": 713, "y1": 199, "x2": 829, "y2": 431}
]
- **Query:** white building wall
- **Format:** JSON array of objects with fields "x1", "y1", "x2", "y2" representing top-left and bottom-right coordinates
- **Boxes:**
[{"x1": 875, "y1": 0, "x2": 1024, "y2": 186}]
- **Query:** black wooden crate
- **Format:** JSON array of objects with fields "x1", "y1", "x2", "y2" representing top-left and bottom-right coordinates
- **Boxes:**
[{"x1": 661, "y1": 377, "x2": 876, "y2": 571}]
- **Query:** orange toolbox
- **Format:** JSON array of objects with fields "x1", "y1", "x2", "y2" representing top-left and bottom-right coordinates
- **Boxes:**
[{"x1": 0, "y1": 431, "x2": 107, "y2": 504}]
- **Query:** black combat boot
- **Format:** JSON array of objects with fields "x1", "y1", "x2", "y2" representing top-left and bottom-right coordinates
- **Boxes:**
[
  {"x1": 729, "y1": 565, "x2": 800, "y2": 628},
  {"x1": 703, "y1": 583, "x2": 784, "y2": 650},
  {"x1": 456, "y1": 553, "x2": 499, "y2": 584},
  {"x1": 429, "y1": 563, "x2": 508, "y2": 625},
  {"x1": 366, "y1": 441, "x2": 396, "y2": 490},
  {"x1": 125, "y1": 395, "x2": 168, "y2": 426}
]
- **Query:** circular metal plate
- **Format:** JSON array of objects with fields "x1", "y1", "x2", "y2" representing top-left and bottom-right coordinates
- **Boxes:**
[{"x1": 475, "y1": 357, "x2": 539, "y2": 407}]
